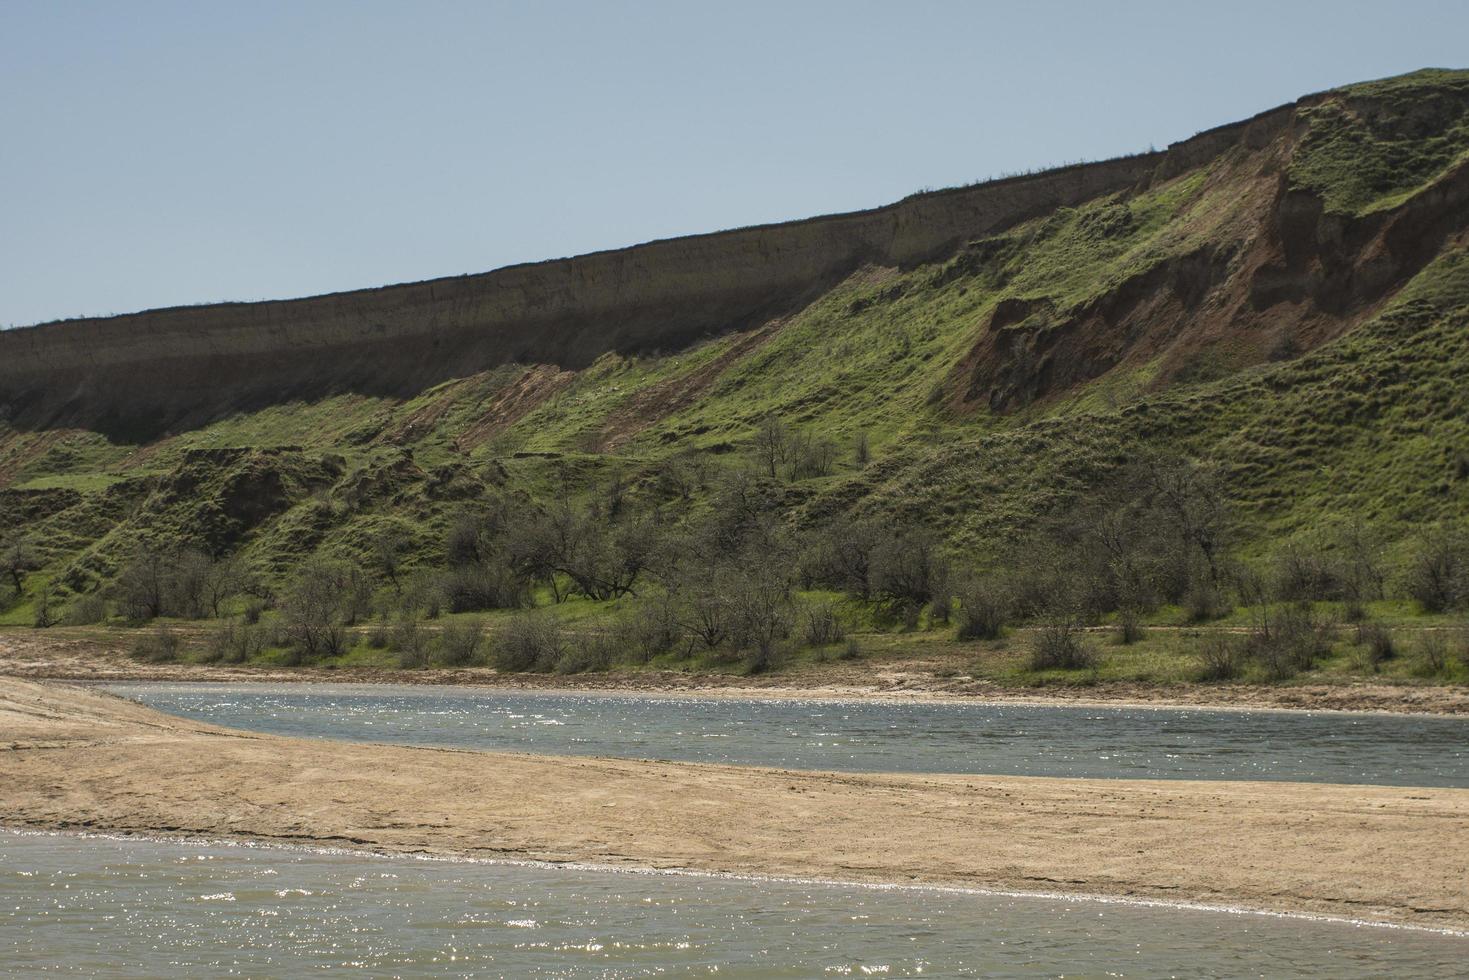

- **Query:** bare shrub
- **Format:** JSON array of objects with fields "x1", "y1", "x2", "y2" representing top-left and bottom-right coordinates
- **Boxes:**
[
  {"x1": 169, "y1": 548, "x2": 214, "y2": 619},
  {"x1": 366, "y1": 621, "x2": 390, "y2": 649},
  {"x1": 803, "y1": 518, "x2": 883, "y2": 599},
  {"x1": 870, "y1": 530, "x2": 946, "y2": 613},
  {"x1": 750, "y1": 415, "x2": 791, "y2": 480},
  {"x1": 1336, "y1": 521, "x2": 1384, "y2": 621},
  {"x1": 114, "y1": 543, "x2": 174, "y2": 621},
  {"x1": 438, "y1": 561, "x2": 528, "y2": 613},
  {"x1": 556, "y1": 632, "x2": 615, "y2": 674},
  {"x1": 927, "y1": 585, "x2": 953, "y2": 628},
  {"x1": 1, "y1": 532, "x2": 37, "y2": 596},
  {"x1": 391, "y1": 619, "x2": 433, "y2": 668},
  {"x1": 955, "y1": 576, "x2": 1009, "y2": 641},
  {"x1": 786, "y1": 430, "x2": 839, "y2": 480},
  {"x1": 132, "y1": 625, "x2": 180, "y2": 663},
  {"x1": 1405, "y1": 527, "x2": 1468, "y2": 613},
  {"x1": 800, "y1": 601, "x2": 846, "y2": 647},
  {"x1": 623, "y1": 595, "x2": 683, "y2": 662},
  {"x1": 1114, "y1": 607, "x2": 1144, "y2": 645},
  {"x1": 437, "y1": 619, "x2": 486, "y2": 667},
  {"x1": 62, "y1": 593, "x2": 108, "y2": 626},
  {"x1": 280, "y1": 561, "x2": 353, "y2": 658},
  {"x1": 205, "y1": 620, "x2": 264, "y2": 664},
  {"x1": 1027, "y1": 621, "x2": 1096, "y2": 671},
  {"x1": 1185, "y1": 578, "x2": 1229, "y2": 622},
  {"x1": 1274, "y1": 541, "x2": 1340, "y2": 603},
  {"x1": 1415, "y1": 631, "x2": 1450, "y2": 676},
  {"x1": 1354, "y1": 623, "x2": 1396, "y2": 672},
  {"x1": 1249, "y1": 604, "x2": 1333, "y2": 680},
  {"x1": 31, "y1": 581, "x2": 58, "y2": 628},
  {"x1": 493, "y1": 613, "x2": 566, "y2": 672},
  {"x1": 1197, "y1": 635, "x2": 1246, "y2": 681}
]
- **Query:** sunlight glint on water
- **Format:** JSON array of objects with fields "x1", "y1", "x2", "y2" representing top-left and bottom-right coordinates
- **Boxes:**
[{"x1": 2, "y1": 831, "x2": 1465, "y2": 978}]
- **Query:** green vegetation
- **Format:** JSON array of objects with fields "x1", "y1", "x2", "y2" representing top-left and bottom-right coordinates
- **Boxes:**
[
  {"x1": 1290, "y1": 69, "x2": 1469, "y2": 214},
  {"x1": 3, "y1": 70, "x2": 1469, "y2": 692}
]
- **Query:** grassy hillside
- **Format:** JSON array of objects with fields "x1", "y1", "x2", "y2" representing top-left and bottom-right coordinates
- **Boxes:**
[{"x1": 2, "y1": 70, "x2": 1468, "y2": 687}]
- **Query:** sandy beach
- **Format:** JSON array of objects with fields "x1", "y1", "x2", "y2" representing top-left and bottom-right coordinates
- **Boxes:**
[{"x1": 2, "y1": 676, "x2": 1467, "y2": 931}]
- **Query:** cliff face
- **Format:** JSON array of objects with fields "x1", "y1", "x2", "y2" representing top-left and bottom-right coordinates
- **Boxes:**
[{"x1": 0, "y1": 104, "x2": 1296, "y2": 439}]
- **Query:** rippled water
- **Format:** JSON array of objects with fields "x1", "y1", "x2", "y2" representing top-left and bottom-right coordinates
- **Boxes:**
[
  {"x1": 107, "y1": 682, "x2": 1469, "y2": 785},
  {"x1": 2, "y1": 831, "x2": 1463, "y2": 978}
]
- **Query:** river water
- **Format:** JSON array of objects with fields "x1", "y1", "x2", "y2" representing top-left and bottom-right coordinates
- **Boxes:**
[
  {"x1": 2, "y1": 830, "x2": 1464, "y2": 978},
  {"x1": 105, "y1": 681, "x2": 1469, "y2": 785}
]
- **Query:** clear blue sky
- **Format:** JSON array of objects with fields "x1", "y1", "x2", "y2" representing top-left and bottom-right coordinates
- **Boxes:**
[{"x1": 3, "y1": 0, "x2": 1466, "y2": 327}]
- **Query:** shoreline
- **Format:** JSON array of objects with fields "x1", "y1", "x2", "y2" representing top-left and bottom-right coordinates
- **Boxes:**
[
  {"x1": 5, "y1": 629, "x2": 1469, "y2": 716},
  {"x1": 90, "y1": 674, "x2": 1469, "y2": 721},
  {"x1": 3, "y1": 677, "x2": 1467, "y2": 931}
]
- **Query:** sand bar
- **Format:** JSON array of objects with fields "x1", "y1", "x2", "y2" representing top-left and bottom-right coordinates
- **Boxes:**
[{"x1": 2, "y1": 677, "x2": 1467, "y2": 930}]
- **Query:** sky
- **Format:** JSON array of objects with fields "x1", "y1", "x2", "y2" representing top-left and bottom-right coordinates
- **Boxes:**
[{"x1": 3, "y1": 1, "x2": 1467, "y2": 328}]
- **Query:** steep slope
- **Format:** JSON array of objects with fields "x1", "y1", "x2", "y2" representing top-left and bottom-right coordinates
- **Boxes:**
[{"x1": 2, "y1": 68, "x2": 1469, "y2": 598}]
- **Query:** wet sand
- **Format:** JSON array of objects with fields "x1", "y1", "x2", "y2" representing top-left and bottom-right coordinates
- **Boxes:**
[
  {"x1": 2, "y1": 677, "x2": 1467, "y2": 930},
  {"x1": 5, "y1": 627, "x2": 1469, "y2": 715}
]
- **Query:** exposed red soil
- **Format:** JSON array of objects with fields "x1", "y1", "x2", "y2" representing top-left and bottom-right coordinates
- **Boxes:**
[
  {"x1": 454, "y1": 365, "x2": 578, "y2": 450},
  {"x1": 593, "y1": 320, "x2": 787, "y2": 451}
]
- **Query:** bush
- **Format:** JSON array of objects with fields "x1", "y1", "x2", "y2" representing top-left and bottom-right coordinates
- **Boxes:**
[
  {"x1": 437, "y1": 619, "x2": 486, "y2": 667},
  {"x1": 1404, "y1": 529, "x2": 1468, "y2": 613},
  {"x1": 280, "y1": 561, "x2": 353, "y2": 658},
  {"x1": 31, "y1": 582, "x2": 58, "y2": 628},
  {"x1": 1355, "y1": 623, "x2": 1396, "y2": 671},
  {"x1": 870, "y1": 531, "x2": 946, "y2": 612},
  {"x1": 438, "y1": 562, "x2": 528, "y2": 613},
  {"x1": 1185, "y1": 579, "x2": 1229, "y2": 621},
  {"x1": 955, "y1": 577, "x2": 1009, "y2": 641},
  {"x1": 132, "y1": 626, "x2": 180, "y2": 663},
  {"x1": 242, "y1": 600, "x2": 265, "y2": 625},
  {"x1": 799, "y1": 601, "x2": 846, "y2": 647},
  {"x1": 1415, "y1": 632, "x2": 1451, "y2": 676},
  {"x1": 366, "y1": 621, "x2": 390, "y2": 649},
  {"x1": 493, "y1": 613, "x2": 566, "y2": 672},
  {"x1": 556, "y1": 632, "x2": 615, "y2": 674},
  {"x1": 1197, "y1": 635, "x2": 1246, "y2": 681},
  {"x1": 205, "y1": 620, "x2": 264, "y2": 664},
  {"x1": 1249, "y1": 604, "x2": 1333, "y2": 680},
  {"x1": 391, "y1": 619, "x2": 433, "y2": 668},
  {"x1": 1027, "y1": 621, "x2": 1096, "y2": 670},
  {"x1": 61, "y1": 593, "x2": 108, "y2": 626},
  {"x1": 838, "y1": 637, "x2": 862, "y2": 660},
  {"x1": 742, "y1": 638, "x2": 787, "y2": 675},
  {"x1": 622, "y1": 597, "x2": 683, "y2": 662},
  {"x1": 927, "y1": 592, "x2": 952, "y2": 627},
  {"x1": 1114, "y1": 607, "x2": 1144, "y2": 645},
  {"x1": 1275, "y1": 542, "x2": 1340, "y2": 603}
]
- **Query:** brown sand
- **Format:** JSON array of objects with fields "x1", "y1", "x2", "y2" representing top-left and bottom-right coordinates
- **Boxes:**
[{"x1": 2, "y1": 677, "x2": 1467, "y2": 930}]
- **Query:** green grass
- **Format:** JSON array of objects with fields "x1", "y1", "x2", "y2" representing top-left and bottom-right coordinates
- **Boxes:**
[{"x1": 1290, "y1": 69, "x2": 1469, "y2": 214}]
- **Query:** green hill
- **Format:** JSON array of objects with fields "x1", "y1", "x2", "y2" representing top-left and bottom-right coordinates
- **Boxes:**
[{"x1": 2, "y1": 69, "x2": 1467, "y2": 685}]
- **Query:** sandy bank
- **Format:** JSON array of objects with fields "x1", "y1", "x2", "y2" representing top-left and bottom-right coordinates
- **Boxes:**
[
  {"x1": 2, "y1": 677, "x2": 1467, "y2": 930},
  {"x1": 5, "y1": 628, "x2": 1469, "y2": 716}
]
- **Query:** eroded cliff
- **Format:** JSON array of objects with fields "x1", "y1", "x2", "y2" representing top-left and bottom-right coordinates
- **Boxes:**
[{"x1": 0, "y1": 101, "x2": 1300, "y2": 439}]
